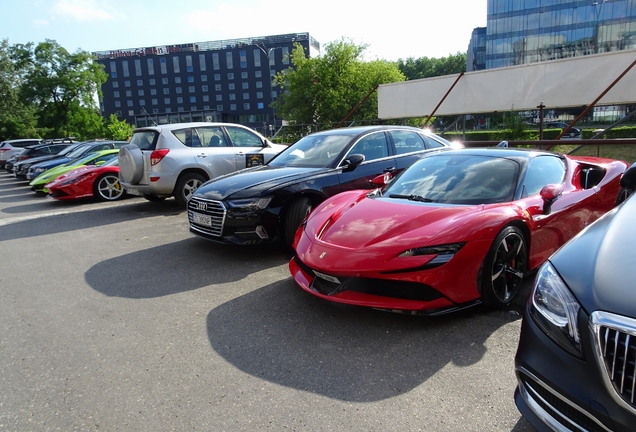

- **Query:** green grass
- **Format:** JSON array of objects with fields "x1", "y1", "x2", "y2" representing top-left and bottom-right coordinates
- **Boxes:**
[{"x1": 553, "y1": 144, "x2": 636, "y2": 163}]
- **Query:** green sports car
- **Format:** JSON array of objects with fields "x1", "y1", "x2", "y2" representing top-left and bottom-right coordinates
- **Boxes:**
[{"x1": 30, "y1": 149, "x2": 120, "y2": 193}]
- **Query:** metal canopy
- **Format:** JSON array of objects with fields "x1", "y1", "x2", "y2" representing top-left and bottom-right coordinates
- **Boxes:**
[{"x1": 378, "y1": 49, "x2": 636, "y2": 119}]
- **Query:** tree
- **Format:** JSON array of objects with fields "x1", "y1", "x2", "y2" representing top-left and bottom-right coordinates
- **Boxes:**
[
  {"x1": 105, "y1": 114, "x2": 134, "y2": 140},
  {"x1": 0, "y1": 39, "x2": 39, "y2": 140},
  {"x1": 272, "y1": 39, "x2": 405, "y2": 127},
  {"x1": 397, "y1": 53, "x2": 466, "y2": 81},
  {"x1": 12, "y1": 39, "x2": 108, "y2": 139}
]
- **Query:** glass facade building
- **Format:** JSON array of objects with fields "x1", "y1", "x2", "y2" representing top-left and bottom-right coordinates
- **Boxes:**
[
  {"x1": 93, "y1": 33, "x2": 320, "y2": 133},
  {"x1": 481, "y1": 0, "x2": 636, "y2": 69}
]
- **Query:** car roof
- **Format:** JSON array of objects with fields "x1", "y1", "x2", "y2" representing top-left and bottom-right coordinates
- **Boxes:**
[
  {"x1": 133, "y1": 122, "x2": 253, "y2": 133},
  {"x1": 307, "y1": 125, "x2": 431, "y2": 137},
  {"x1": 421, "y1": 147, "x2": 564, "y2": 162}
]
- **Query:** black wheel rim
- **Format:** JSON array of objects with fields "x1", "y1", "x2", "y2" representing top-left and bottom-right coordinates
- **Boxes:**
[{"x1": 490, "y1": 232, "x2": 526, "y2": 303}]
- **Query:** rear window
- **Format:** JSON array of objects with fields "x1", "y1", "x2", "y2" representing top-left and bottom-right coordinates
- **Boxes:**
[{"x1": 130, "y1": 131, "x2": 158, "y2": 150}]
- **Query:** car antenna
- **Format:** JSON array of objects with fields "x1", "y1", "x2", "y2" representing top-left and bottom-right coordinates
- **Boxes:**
[{"x1": 141, "y1": 107, "x2": 158, "y2": 126}]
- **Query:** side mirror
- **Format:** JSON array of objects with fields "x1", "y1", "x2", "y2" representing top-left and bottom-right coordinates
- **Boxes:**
[
  {"x1": 340, "y1": 154, "x2": 365, "y2": 172},
  {"x1": 620, "y1": 164, "x2": 636, "y2": 190},
  {"x1": 540, "y1": 184, "x2": 563, "y2": 215},
  {"x1": 371, "y1": 171, "x2": 392, "y2": 187}
]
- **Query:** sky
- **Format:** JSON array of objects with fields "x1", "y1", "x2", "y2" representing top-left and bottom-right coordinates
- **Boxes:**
[{"x1": 1, "y1": 0, "x2": 487, "y2": 61}]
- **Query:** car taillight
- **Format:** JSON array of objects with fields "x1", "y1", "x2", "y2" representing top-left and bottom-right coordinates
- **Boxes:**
[
  {"x1": 150, "y1": 149, "x2": 170, "y2": 166},
  {"x1": 0, "y1": 148, "x2": 8, "y2": 153}
]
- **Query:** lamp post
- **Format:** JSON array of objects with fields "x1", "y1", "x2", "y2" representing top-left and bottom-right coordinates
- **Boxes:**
[
  {"x1": 593, "y1": 0, "x2": 609, "y2": 53},
  {"x1": 256, "y1": 45, "x2": 280, "y2": 137}
]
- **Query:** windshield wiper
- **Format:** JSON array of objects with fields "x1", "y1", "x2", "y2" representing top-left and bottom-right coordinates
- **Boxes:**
[{"x1": 388, "y1": 194, "x2": 435, "y2": 202}]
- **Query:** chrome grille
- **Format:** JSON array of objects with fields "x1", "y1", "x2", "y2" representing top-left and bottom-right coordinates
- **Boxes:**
[
  {"x1": 591, "y1": 311, "x2": 636, "y2": 414},
  {"x1": 187, "y1": 198, "x2": 226, "y2": 237}
]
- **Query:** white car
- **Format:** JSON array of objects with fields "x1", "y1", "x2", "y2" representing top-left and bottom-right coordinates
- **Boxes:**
[
  {"x1": 118, "y1": 122, "x2": 286, "y2": 207},
  {"x1": 0, "y1": 138, "x2": 43, "y2": 169}
]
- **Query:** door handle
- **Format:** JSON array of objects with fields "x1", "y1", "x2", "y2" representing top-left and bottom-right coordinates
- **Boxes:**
[
  {"x1": 383, "y1": 167, "x2": 396, "y2": 173},
  {"x1": 197, "y1": 153, "x2": 207, "y2": 158}
]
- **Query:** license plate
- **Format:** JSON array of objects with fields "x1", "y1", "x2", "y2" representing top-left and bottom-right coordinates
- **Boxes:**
[
  {"x1": 191, "y1": 211, "x2": 212, "y2": 227},
  {"x1": 313, "y1": 270, "x2": 340, "y2": 284}
]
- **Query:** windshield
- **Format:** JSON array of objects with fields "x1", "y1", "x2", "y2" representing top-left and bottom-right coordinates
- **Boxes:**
[
  {"x1": 268, "y1": 134, "x2": 353, "y2": 168},
  {"x1": 383, "y1": 154, "x2": 519, "y2": 205},
  {"x1": 70, "y1": 152, "x2": 115, "y2": 166},
  {"x1": 57, "y1": 143, "x2": 84, "y2": 156},
  {"x1": 66, "y1": 144, "x2": 92, "y2": 158}
]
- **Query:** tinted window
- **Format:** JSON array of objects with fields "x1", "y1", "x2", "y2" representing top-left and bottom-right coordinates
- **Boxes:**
[
  {"x1": 225, "y1": 127, "x2": 262, "y2": 148},
  {"x1": 194, "y1": 127, "x2": 227, "y2": 148},
  {"x1": 521, "y1": 156, "x2": 566, "y2": 198},
  {"x1": 347, "y1": 132, "x2": 389, "y2": 162},
  {"x1": 383, "y1": 154, "x2": 519, "y2": 205},
  {"x1": 391, "y1": 130, "x2": 426, "y2": 155},
  {"x1": 269, "y1": 134, "x2": 352, "y2": 168},
  {"x1": 423, "y1": 135, "x2": 446, "y2": 148},
  {"x1": 130, "y1": 131, "x2": 159, "y2": 151}
]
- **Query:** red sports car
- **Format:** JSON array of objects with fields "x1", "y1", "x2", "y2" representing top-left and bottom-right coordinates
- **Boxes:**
[
  {"x1": 45, "y1": 158, "x2": 126, "y2": 201},
  {"x1": 290, "y1": 148, "x2": 628, "y2": 315}
]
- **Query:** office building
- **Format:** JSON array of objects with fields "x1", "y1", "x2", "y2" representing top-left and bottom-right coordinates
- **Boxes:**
[{"x1": 93, "y1": 33, "x2": 320, "y2": 133}]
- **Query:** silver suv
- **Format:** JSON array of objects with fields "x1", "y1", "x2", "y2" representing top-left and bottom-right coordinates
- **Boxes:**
[{"x1": 118, "y1": 122, "x2": 286, "y2": 207}]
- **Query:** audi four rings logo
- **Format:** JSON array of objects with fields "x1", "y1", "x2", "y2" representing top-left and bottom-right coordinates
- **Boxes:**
[{"x1": 197, "y1": 202, "x2": 208, "y2": 211}]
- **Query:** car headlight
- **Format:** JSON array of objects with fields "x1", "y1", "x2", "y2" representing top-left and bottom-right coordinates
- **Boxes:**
[
  {"x1": 398, "y1": 243, "x2": 465, "y2": 266},
  {"x1": 34, "y1": 167, "x2": 47, "y2": 174},
  {"x1": 529, "y1": 262, "x2": 583, "y2": 358},
  {"x1": 226, "y1": 197, "x2": 272, "y2": 211}
]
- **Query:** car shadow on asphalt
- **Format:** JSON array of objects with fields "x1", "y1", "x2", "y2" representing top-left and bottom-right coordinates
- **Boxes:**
[
  {"x1": 204, "y1": 276, "x2": 532, "y2": 404},
  {"x1": 85, "y1": 237, "x2": 289, "y2": 298}
]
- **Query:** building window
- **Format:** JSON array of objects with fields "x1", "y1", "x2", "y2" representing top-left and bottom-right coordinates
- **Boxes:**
[
  {"x1": 150, "y1": 89, "x2": 157, "y2": 95},
  {"x1": 199, "y1": 54, "x2": 206, "y2": 71},
  {"x1": 128, "y1": 110, "x2": 135, "y2": 116},
  {"x1": 149, "y1": 78, "x2": 155, "y2": 85},
  {"x1": 122, "y1": 60, "x2": 129, "y2": 77},
  {"x1": 137, "y1": 79, "x2": 143, "y2": 86},
  {"x1": 243, "y1": 92, "x2": 250, "y2": 100},
  {"x1": 173, "y1": 57, "x2": 180, "y2": 73},
  {"x1": 257, "y1": 102, "x2": 264, "y2": 109},
  {"x1": 178, "y1": 107, "x2": 184, "y2": 112},
  {"x1": 202, "y1": 95, "x2": 209, "y2": 102},
  {"x1": 256, "y1": 91, "x2": 263, "y2": 99},
  {"x1": 255, "y1": 70, "x2": 262, "y2": 78},
  {"x1": 175, "y1": 77, "x2": 181, "y2": 84},
  {"x1": 226, "y1": 52, "x2": 233, "y2": 69},
  {"x1": 139, "y1": 99, "x2": 146, "y2": 106},
  {"x1": 217, "y1": 104, "x2": 223, "y2": 111},
  {"x1": 240, "y1": 50, "x2": 247, "y2": 68},
  {"x1": 135, "y1": 59, "x2": 142, "y2": 76},
  {"x1": 230, "y1": 104, "x2": 237, "y2": 111},
  {"x1": 191, "y1": 105, "x2": 197, "y2": 111},
  {"x1": 253, "y1": 49, "x2": 261, "y2": 67},
  {"x1": 138, "y1": 89, "x2": 144, "y2": 96},
  {"x1": 201, "y1": 74, "x2": 207, "y2": 82},
  {"x1": 189, "y1": 86, "x2": 195, "y2": 93},
  {"x1": 110, "y1": 61, "x2": 117, "y2": 78},
  {"x1": 124, "y1": 80, "x2": 131, "y2": 87},
  {"x1": 229, "y1": 93, "x2": 236, "y2": 100},
  {"x1": 213, "y1": 53, "x2": 220, "y2": 70},
  {"x1": 112, "y1": 81, "x2": 119, "y2": 88},
  {"x1": 282, "y1": 47, "x2": 289, "y2": 65},
  {"x1": 204, "y1": 105, "x2": 210, "y2": 110},
  {"x1": 214, "y1": 73, "x2": 221, "y2": 81},
  {"x1": 164, "y1": 97, "x2": 171, "y2": 104},
  {"x1": 160, "y1": 57, "x2": 167, "y2": 74},
  {"x1": 176, "y1": 87, "x2": 182, "y2": 93},
  {"x1": 113, "y1": 91, "x2": 120, "y2": 98},
  {"x1": 190, "y1": 96, "x2": 196, "y2": 103},
  {"x1": 256, "y1": 81, "x2": 263, "y2": 88},
  {"x1": 241, "y1": 71, "x2": 248, "y2": 79},
  {"x1": 147, "y1": 59, "x2": 154, "y2": 75},
  {"x1": 227, "y1": 72, "x2": 234, "y2": 80},
  {"x1": 115, "y1": 101, "x2": 121, "y2": 107},
  {"x1": 115, "y1": 110, "x2": 122, "y2": 116},
  {"x1": 152, "y1": 109, "x2": 158, "y2": 113},
  {"x1": 243, "y1": 103, "x2": 250, "y2": 109},
  {"x1": 215, "y1": 84, "x2": 222, "y2": 91},
  {"x1": 186, "y1": 55, "x2": 193, "y2": 72},
  {"x1": 152, "y1": 99, "x2": 158, "y2": 105},
  {"x1": 242, "y1": 82, "x2": 249, "y2": 89},
  {"x1": 126, "y1": 90, "x2": 132, "y2": 97},
  {"x1": 177, "y1": 97, "x2": 183, "y2": 104},
  {"x1": 202, "y1": 85, "x2": 208, "y2": 92},
  {"x1": 228, "y1": 83, "x2": 235, "y2": 90},
  {"x1": 162, "y1": 78, "x2": 168, "y2": 85},
  {"x1": 216, "y1": 94, "x2": 223, "y2": 101},
  {"x1": 127, "y1": 100, "x2": 133, "y2": 107},
  {"x1": 163, "y1": 88, "x2": 169, "y2": 94},
  {"x1": 188, "y1": 76, "x2": 194, "y2": 83},
  {"x1": 165, "y1": 108, "x2": 171, "y2": 113}
]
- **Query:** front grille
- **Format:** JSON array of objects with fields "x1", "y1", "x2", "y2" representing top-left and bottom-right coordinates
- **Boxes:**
[
  {"x1": 188, "y1": 198, "x2": 226, "y2": 237},
  {"x1": 591, "y1": 311, "x2": 636, "y2": 413},
  {"x1": 517, "y1": 369, "x2": 610, "y2": 432}
]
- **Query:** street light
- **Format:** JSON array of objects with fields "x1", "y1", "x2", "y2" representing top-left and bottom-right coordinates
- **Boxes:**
[{"x1": 256, "y1": 45, "x2": 281, "y2": 136}]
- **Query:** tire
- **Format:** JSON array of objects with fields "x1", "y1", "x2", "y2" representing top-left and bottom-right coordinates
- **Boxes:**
[
  {"x1": 118, "y1": 144, "x2": 144, "y2": 184},
  {"x1": 93, "y1": 173, "x2": 125, "y2": 201},
  {"x1": 143, "y1": 194, "x2": 166, "y2": 202},
  {"x1": 480, "y1": 226, "x2": 527, "y2": 308},
  {"x1": 174, "y1": 173, "x2": 206, "y2": 208},
  {"x1": 616, "y1": 187, "x2": 632, "y2": 206},
  {"x1": 283, "y1": 197, "x2": 313, "y2": 251}
]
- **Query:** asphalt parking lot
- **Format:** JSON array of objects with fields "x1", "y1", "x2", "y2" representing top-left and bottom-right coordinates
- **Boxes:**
[{"x1": 0, "y1": 171, "x2": 535, "y2": 431}]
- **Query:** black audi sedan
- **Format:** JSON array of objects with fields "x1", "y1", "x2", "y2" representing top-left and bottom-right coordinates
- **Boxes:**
[
  {"x1": 514, "y1": 164, "x2": 636, "y2": 431},
  {"x1": 188, "y1": 125, "x2": 456, "y2": 249}
]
